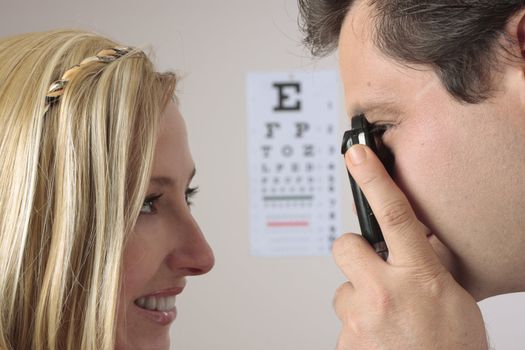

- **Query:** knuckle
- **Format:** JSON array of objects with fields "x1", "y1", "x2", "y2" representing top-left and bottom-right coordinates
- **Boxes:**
[
  {"x1": 380, "y1": 199, "x2": 413, "y2": 229},
  {"x1": 332, "y1": 234, "x2": 369, "y2": 269},
  {"x1": 332, "y1": 235, "x2": 347, "y2": 257},
  {"x1": 336, "y1": 330, "x2": 352, "y2": 350},
  {"x1": 334, "y1": 284, "x2": 393, "y2": 341},
  {"x1": 344, "y1": 309, "x2": 374, "y2": 339},
  {"x1": 371, "y1": 285, "x2": 393, "y2": 314},
  {"x1": 333, "y1": 282, "x2": 352, "y2": 322},
  {"x1": 332, "y1": 234, "x2": 357, "y2": 258},
  {"x1": 424, "y1": 276, "x2": 447, "y2": 299},
  {"x1": 334, "y1": 282, "x2": 351, "y2": 303},
  {"x1": 348, "y1": 318, "x2": 369, "y2": 338},
  {"x1": 413, "y1": 268, "x2": 451, "y2": 299},
  {"x1": 336, "y1": 336, "x2": 345, "y2": 350},
  {"x1": 362, "y1": 280, "x2": 393, "y2": 318}
]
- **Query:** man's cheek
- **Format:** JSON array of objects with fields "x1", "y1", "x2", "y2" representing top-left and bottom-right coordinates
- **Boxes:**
[{"x1": 389, "y1": 145, "x2": 446, "y2": 225}]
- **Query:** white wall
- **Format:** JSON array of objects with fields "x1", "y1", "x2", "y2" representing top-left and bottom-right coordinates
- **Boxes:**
[{"x1": 1, "y1": 1, "x2": 524, "y2": 349}]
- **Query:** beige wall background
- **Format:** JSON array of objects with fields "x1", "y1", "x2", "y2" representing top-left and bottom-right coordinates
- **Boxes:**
[{"x1": 1, "y1": 1, "x2": 524, "y2": 349}]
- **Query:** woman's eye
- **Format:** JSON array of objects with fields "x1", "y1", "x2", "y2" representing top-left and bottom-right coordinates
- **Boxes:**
[
  {"x1": 140, "y1": 193, "x2": 163, "y2": 215},
  {"x1": 185, "y1": 186, "x2": 199, "y2": 207}
]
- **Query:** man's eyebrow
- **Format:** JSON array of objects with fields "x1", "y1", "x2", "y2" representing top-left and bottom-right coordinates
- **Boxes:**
[{"x1": 348, "y1": 101, "x2": 402, "y2": 119}]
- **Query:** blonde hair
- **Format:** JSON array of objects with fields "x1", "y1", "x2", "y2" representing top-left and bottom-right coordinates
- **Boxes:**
[{"x1": 0, "y1": 30, "x2": 176, "y2": 350}]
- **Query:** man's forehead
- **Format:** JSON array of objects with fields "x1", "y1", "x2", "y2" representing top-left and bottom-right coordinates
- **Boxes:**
[
  {"x1": 338, "y1": 7, "x2": 397, "y2": 118},
  {"x1": 340, "y1": 0, "x2": 374, "y2": 45},
  {"x1": 338, "y1": 3, "x2": 441, "y2": 119}
]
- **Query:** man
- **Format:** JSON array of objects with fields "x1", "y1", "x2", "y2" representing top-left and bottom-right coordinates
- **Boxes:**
[{"x1": 298, "y1": 1, "x2": 525, "y2": 348}]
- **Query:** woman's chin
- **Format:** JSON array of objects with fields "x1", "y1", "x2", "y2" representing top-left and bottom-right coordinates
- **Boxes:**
[{"x1": 115, "y1": 324, "x2": 171, "y2": 350}]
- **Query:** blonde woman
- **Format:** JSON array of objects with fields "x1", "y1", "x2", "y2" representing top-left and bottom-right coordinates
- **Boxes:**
[{"x1": 0, "y1": 30, "x2": 214, "y2": 350}]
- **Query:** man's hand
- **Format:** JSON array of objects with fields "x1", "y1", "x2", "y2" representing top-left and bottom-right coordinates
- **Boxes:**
[{"x1": 334, "y1": 144, "x2": 488, "y2": 350}]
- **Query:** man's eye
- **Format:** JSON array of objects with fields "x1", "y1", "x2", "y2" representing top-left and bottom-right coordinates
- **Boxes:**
[
  {"x1": 370, "y1": 124, "x2": 396, "y2": 176},
  {"x1": 140, "y1": 193, "x2": 163, "y2": 215},
  {"x1": 370, "y1": 123, "x2": 393, "y2": 151},
  {"x1": 370, "y1": 123, "x2": 392, "y2": 139},
  {"x1": 185, "y1": 186, "x2": 199, "y2": 207}
]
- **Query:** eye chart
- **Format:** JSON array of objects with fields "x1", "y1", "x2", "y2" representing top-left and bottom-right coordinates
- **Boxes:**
[{"x1": 247, "y1": 70, "x2": 340, "y2": 256}]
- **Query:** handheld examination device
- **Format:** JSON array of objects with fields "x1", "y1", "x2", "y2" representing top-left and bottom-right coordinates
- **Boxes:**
[{"x1": 341, "y1": 115, "x2": 389, "y2": 260}]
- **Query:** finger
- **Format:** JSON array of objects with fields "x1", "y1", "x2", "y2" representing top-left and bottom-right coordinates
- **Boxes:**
[
  {"x1": 332, "y1": 233, "x2": 384, "y2": 284},
  {"x1": 344, "y1": 145, "x2": 439, "y2": 266},
  {"x1": 336, "y1": 329, "x2": 352, "y2": 350},
  {"x1": 333, "y1": 281, "x2": 354, "y2": 324}
]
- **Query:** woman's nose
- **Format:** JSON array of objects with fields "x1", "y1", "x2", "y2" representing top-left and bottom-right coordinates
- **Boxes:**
[{"x1": 165, "y1": 218, "x2": 215, "y2": 276}]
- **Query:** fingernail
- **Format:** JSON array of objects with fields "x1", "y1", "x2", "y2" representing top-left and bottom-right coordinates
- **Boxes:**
[{"x1": 349, "y1": 145, "x2": 367, "y2": 165}]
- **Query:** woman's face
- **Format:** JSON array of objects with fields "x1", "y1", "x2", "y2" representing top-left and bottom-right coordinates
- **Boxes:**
[{"x1": 116, "y1": 101, "x2": 215, "y2": 350}]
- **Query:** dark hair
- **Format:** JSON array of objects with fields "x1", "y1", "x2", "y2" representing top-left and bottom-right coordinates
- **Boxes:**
[{"x1": 298, "y1": 0, "x2": 525, "y2": 103}]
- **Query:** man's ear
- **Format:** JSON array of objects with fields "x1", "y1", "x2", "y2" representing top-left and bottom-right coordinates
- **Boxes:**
[
  {"x1": 516, "y1": 11, "x2": 525, "y2": 58},
  {"x1": 504, "y1": 8, "x2": 525, "y2": 108},
  {"x1": 506, "y1": 8, "x2": 525, "y2": 62}
]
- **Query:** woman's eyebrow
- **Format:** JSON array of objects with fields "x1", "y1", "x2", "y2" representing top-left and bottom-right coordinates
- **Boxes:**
[
  {"x1": 150, "y1": 176, "x2": 175, "y2": 188},
  {"x1": 149, "y1": 168, "x2": 196, "y2": 188}
]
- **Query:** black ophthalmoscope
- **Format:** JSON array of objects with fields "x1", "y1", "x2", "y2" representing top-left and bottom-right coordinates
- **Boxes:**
[{"x1": 341, "y1": 114, "x2": 395, "y2": 261}]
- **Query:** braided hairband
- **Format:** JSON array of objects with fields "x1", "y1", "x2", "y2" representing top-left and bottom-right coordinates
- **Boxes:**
[{"x1": 44, "y1": 46, "x2": 134, "y2": 111}]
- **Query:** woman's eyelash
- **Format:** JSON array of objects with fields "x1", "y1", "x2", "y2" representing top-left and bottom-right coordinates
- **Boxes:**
[
  {"x1": 140, "y1": 193, "x2": 163, "y2": 215},
  {"x1": 185, "y1": 186, "x2": 199, "y2": 206},
  {"x1": 140, "y1": 187, "x2": 199, "y2": 214}
]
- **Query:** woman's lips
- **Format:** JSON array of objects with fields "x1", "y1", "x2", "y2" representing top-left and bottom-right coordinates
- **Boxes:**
[
  {"x1": 134, "y1": 287, "x2": 184, "y2": 326},
  {"x1": 139, "y1": 287, "x2": 185, "y2": 298},
  {"x1": 134, "y1": 304, "x2": 178, "y2": 326}
]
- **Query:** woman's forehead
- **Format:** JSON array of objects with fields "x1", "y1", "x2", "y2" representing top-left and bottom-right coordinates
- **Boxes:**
[{"x1": 151, "y1": 101, "x2": 194, "y2": 185}]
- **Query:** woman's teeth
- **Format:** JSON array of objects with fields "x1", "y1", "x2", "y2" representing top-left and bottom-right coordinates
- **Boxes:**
[{"x1": 135, "y1": 295, "x2": 176, "y2": 312}]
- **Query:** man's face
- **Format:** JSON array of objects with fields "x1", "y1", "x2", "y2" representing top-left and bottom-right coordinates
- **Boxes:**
[{"x1": 338, "y1": 2, "x2": 525, "y2": 300}]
